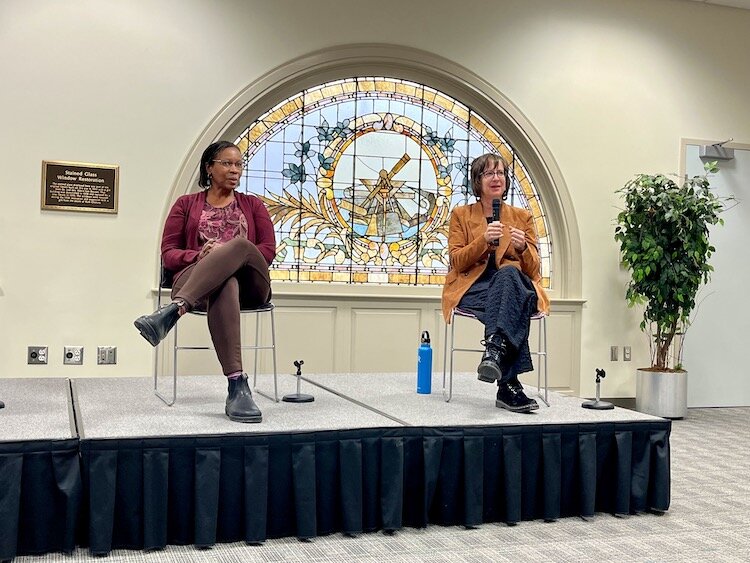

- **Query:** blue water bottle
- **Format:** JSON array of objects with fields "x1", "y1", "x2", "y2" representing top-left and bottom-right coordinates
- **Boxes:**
[{"x1": 417, "y1": 330, "x2": 432, "y2": 394}]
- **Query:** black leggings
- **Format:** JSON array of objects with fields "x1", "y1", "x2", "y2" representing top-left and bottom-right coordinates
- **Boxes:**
[{"x1": 171, "y1": 238, "x2": 271, "y2": 376}]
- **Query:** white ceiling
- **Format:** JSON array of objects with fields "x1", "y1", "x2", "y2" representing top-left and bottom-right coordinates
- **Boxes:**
[{"x1": 688, "y1": 0, "x2": 750, "y2": 10}]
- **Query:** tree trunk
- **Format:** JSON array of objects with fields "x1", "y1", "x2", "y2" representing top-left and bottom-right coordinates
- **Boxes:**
[{"x1": 654, "y1": 322, "x2": 677, "y2": 370}]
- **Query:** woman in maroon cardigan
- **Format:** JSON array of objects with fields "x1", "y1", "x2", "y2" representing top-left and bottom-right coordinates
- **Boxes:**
[{"x1": 135, "y1": 141, "x2": 276, "y2": 423}]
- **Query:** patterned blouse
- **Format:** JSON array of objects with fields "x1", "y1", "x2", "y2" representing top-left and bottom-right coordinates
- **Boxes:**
[{"x1": 197, "y1": 199, "x2": 248, "y2": 245}]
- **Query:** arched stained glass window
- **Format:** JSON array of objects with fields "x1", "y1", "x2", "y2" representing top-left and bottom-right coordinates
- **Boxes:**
[{"x1": 234, "y1": 77, "x2": 551, "y2": 288}]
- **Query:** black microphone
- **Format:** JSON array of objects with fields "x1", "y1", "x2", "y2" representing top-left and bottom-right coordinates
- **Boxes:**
[{"x1": 491, "y1": 198, "x2": 501, "y2": 247}]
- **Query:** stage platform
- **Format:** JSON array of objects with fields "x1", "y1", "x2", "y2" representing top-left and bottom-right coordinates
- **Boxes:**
[
  {"x1": 0, "y1": 373, "x2": 671, "y2": 560},
  {"x1": 302, "y1": 372, "x2": 657, "y2": 426},
  {"x1": 0, "y1": 379, "x2": 80, "y2": 561}
]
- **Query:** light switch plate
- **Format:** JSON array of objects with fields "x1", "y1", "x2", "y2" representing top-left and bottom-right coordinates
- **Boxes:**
[{"x1": 97, "y1": 346, "x2": 117, "y2": 365}]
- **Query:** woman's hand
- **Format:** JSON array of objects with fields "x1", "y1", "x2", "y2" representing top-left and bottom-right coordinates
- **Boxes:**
[
  {"x1": 508, "y1": 226, "x2": 527, "y2": 252},
  {"x1": 484, "y1": 221, "x2": 503, "y2": 245},
  {"x1": 198, "y1": 239, "x2": 222, "y2": 260}
]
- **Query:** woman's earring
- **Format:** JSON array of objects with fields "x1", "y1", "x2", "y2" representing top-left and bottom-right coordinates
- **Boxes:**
[{"x1": 208, "y1": 173, "x2": 213, "y2": 184}]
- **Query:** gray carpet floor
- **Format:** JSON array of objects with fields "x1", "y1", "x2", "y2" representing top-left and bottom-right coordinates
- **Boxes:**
[{"x1": 14, "y1": 406, "x2": 750, "y2": 562}]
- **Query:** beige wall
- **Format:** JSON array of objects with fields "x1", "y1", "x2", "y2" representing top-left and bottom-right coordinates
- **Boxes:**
[{"x1": 2, "y1": 0, "x2": 748, "y2": 398}]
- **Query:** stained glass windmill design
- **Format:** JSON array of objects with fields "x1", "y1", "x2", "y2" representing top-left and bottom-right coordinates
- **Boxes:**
[
  {"x1": 234, "y1": 77, "x2": 552, "y2": 287},
  {"x1": 343, "y1": 153, "x2": 432, "y2": 238}
]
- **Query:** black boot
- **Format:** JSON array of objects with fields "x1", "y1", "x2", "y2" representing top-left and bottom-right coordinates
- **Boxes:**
[
  {"x1": 477, "y1": 333, "x2": 511, "y2": 383},
  {"x1": 495, "y1": 381, "x2": 536, "y2": 413},
  {"x1": 508, "y1": 378, "x2": 539, "y2": 410},
  {"x1": 225, "y1": 374, "x2": 262, "y2": 423},
  {"x1": 134, "y1": 302, "x2": 181, "y2": 347}
]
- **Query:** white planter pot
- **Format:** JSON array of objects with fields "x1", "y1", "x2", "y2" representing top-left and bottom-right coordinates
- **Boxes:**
[{"x1": 635, "y1": 368, "x2": 688, "y2": 419}]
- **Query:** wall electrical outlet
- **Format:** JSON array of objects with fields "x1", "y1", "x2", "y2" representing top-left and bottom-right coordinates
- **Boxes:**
[
  {"x1": 97, "y1": 346, "x2": 117, "y2": 365},
  {"x1": 610, "y1": 346, "x2": 619, "y2": 361},
  {"x1": 63, "y1": 346, "x2": 84, "y2": 365},
  {"x1": 623, "y1": 346, "x2": 632, "y2": 361},
  {"x1": 28, "y1": 346, "x2": 48, "y2": 364}
]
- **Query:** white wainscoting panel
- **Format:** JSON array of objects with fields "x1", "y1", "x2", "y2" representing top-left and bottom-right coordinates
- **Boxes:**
[
  {"x1": 154, "y1": 285, "x2": 582, "y2": 396},
  {"x1": 351, "y1": 308, "x2": 422, "y2": 372}
]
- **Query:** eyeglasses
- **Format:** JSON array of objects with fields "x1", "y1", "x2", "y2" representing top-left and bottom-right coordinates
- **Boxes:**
[
  {"x1": 481, "y1": 170, "x2": 506, "y2": 179},
  {"x1": 212, "y1": 159, "x2": 245, "y2": 170}
]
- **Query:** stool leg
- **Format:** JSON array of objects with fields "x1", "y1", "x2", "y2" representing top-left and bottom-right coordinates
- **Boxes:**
[
  {"x1": 446, "y1": 312, "x2": 456, "y2": 403},
  {"x1": 155, "y1": 323, "x2": 177, "y2": 406},
  {"x1": 253, "y1": 311, "x2": 260, "y2": 384},
  {"x1": 253, "y1": 308, "x2": 279, "y2": 403},
  {"x1": 152, "y1": 334, "x2": 160, "y2": 397},
  {"x1": 270, "y1": 308, "x2": 278, "y2": 402},
  {"x1": 536, "y1": 316, "x2": 549, "y2": 407},
  {"x1": 536, "y1": 317, "x2": 541, "y2": 400},
  {"x1": 442, "y1": 316, "x2": 449, "y2": 401},
  {"x1": 543, "y1": 316, "x2": 549, "y2": 405},
  {"x1": 443, "y1": 311, "x2": 456, "y2": 403},
  {"x1": 154, "y1": 285, "x2": 177, "y2": 406}
]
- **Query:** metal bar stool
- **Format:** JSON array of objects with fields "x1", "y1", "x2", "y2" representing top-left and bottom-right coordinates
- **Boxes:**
[
  {"x1": 153, "y1": 267, "x2": 279, "y2": 406},
  {"x1": 442, "y1": 307, "x2": 548, "y2": 405}
]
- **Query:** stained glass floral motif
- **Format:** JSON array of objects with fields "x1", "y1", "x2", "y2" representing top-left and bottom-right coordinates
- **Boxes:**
[{"x1": 234, "y1": 77, "x2": 551, "y2": 287}]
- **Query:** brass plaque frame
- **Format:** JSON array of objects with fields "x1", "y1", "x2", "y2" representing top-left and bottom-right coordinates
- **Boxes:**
[{"x1": 41, "y1": 160, "x2": 119, "y2": 214}]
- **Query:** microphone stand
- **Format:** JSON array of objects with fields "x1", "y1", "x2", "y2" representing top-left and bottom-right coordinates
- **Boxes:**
[
  {"x1": 582, "y1": 368, "x2": 614, "y2": 410},
  {"x1": 282, "y1": 360, "x2": 315, "y2": 403}
]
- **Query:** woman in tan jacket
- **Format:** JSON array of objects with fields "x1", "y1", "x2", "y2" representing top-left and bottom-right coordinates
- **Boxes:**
[{"x1": 442, "y1": 153, "x2": 549, "y2": 413}]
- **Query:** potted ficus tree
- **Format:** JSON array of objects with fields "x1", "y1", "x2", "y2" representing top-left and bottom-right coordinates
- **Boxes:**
[{"x1": 614, "y1": 161, "x2": 727, "y2": 418}]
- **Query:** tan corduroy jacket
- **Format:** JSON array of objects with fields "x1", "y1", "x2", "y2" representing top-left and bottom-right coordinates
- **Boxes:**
[{"x1": 441, "y1": 201, "x2": 550, "y2": 323}]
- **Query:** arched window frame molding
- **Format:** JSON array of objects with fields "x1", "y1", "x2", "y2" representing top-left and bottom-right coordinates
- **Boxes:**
[{"x1": 164, "y1": 44, "x2": 582, "y2": 301}]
